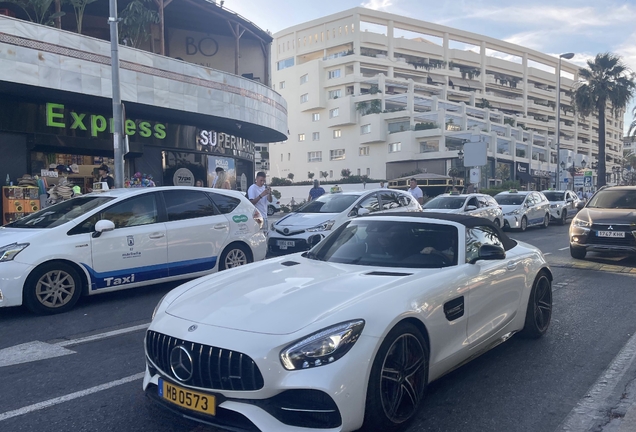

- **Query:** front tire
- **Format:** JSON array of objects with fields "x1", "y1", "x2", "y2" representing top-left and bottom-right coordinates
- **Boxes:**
[
  {"x1": 362, "y1": 322, "x2": 429, "y2": 432},
  {"x1": 219, "y1": 243, "x2": 252, "y2": 271},
  {"x1": 541, "y1": 213, "x2": 549, "y2": 228},
  {"x1": 519, "y1": 272, "x2": 552, "y2": 339},
  {"x1": 493, "y1": 218, "x2": 501, "y2": 228},
  {"x1": 558, "y1": 210, "x2": 567, "y2": 225},
  {"x1": 570, "y1": 245, "x2": 586, "y2": 260},
  {"x1": 23, "y1": 262, "x2": 83, "y2": 314},
  {"x1": 519, "y1": 216, "x2": 528, "y2": 232},
  {"x1": 267, "y1": 205, "x2": 275, "y2": 216}
]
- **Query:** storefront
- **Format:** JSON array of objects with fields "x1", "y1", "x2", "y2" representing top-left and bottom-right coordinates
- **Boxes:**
[{"x1": 0, "y1": 96, "x2": 256, "y2": 192}]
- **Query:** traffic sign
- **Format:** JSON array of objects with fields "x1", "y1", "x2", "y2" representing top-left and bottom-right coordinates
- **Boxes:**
[
  {"x1": 584, "y1": 176, "x2": 592, "y2": 187},
  {"x1": 563, "y1": 178, "x2": 569, "y2": 183}
]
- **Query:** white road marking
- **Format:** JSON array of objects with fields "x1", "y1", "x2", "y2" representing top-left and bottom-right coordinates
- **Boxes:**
[
  {"x1": 0, "y1": 372, "x2": 144, "y2": 422},
  {"x1": 544, "y1": 252, "x2": 552, "y2": 256},
  {"x1": 0, "y1": 342, "x2": 74, "y2": 368},
  {"x1": 558, "y1": 331, "x2": 636, "y2": 431},
  {"x1": 0, "y1": 323, "x2": 150, "y2": 368},
  {"x1": 558, "y1": 247, "x2": 569, "y2": 251}
]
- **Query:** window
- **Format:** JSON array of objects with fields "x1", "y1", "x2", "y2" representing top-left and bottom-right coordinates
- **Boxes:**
[
  {"x1": 366, "y1": 168, "x2": 370, "y2": 176},
  {"x1": 329, "y1": 170, "x2": 333, "y2": 178},
  {"x1": 100, "y1": 194, "x2": 159, "y2": 229},
  {"x1": 360, "y1": 124, "x2": 371, "y2": 134},
  {"x1": 298, "y1": 133, "x2": 306, "y2": 141},
  {"x1": 277, "y1": 58, "x2": 294, "y2": 70},
  {"x1": 281, "y1": 154, "x2": 283, "y2": 162},
  {"x1": 312, "y1": 132, "x2": 320, "y2": 141},
  {"x1": 357, "y1": 168, "x2": 361, "y2": 176},
  {"x1": 420, "y1": 141, "x2": 438, "y2": 153},
  {"x1": 333, "y1": 129, "x2": 342, "y2": 139},
  {"x1": 207, "y1": 193, "x2": 240, "y2": 214},
  {"x1": 300, "y1": 93, "x2": 308, "y2": 103},
  {"x1": 329, "y1": 108, "x2": 339, "y2": 118},
  {"x1": 465, "y1": 226, "x2": 504, "y2": 263},
  {"x1": 379, "y1": 191, "x2": 401, "y2": 210},
  {"x1": 389, "y1": 142, "x2": 402, "y2": 153},
  {"x1": 359, "y1": 146, "x2": 370, "y2": 156},
  {"x1": 328, "y1": 69, "x2": 341, "y2": 79},
  {"x1": 279, "y1": 81, "x2": 286, "y2": 89},
  {"x1": 308, "y1": 151, "x2": 322, "y2": 162},
  {"x1": 330, "y1": 149, "x2": 345, "y2": 160},
  {"x1": 163, "y1": 190, "x2": 216, "y2": 222},
  {"x1": 288, "y1": 153, "x2": 291, "y2": 161},
  {"x1": 358, "y1": 193, "x2": 380, "y2": 213},
  {"x1": 300, "y1": 74, "x2": 308, "y2": 84},
  {"x1": 328, "y1": 89, "x2": 342, "y2": 99},
  {"x1": 312, "y1": 113, "x2": 320, "y2": 122}
]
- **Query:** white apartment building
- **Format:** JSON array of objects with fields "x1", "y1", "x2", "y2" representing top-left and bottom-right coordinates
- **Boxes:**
[{"x1": 269, "y1": 8, "x2": 625, "y2": 189}]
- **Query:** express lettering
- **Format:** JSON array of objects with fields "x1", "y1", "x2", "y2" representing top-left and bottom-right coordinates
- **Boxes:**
[
  {"x1": 46, "y1": 103, "x2": 167, "y2": 140},
  {"x1": 104, "y1": 274, "x2": 135, "y2": 287}
]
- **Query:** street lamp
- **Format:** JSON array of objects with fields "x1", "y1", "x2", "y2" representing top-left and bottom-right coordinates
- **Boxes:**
[{"x1": 555, "y1": 52, "x2": 575, "y2": 191}]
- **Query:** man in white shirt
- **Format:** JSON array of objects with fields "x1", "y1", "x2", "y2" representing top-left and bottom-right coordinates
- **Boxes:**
[
  {"x1": 407, "y1": 178, "x2": 424, "y2": 204},
  {"x1": 248, "y1": 171, "x2": 272, "y2": 230}
]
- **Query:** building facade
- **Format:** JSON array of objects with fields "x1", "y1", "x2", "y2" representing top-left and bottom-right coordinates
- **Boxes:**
[
  {"x1": 0, "y1": 1, "x2": 287, "y2": 203},
  {"x1": 270, "y1": 8, "x2": 624, "y2": 189}
]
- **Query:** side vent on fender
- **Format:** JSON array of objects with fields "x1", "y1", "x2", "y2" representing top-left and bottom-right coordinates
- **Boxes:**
[
  {"x1": 281, "y1": 261, "x2": 301, "y2": 267},
  {"x1": 444, "y1": 296, "x2": 464, "y2": 321}
]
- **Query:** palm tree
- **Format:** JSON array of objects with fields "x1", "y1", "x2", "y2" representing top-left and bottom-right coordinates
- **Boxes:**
[{"x1": 573, "y1": 53, "x2": 636, "y2": 187}]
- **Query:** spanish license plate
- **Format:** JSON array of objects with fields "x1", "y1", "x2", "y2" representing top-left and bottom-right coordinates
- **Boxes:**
[
  {"x1": 159, "y1": 378, "x2": 216, "y2": 416},
  {"x1": 277, "y1": 240, "x2": 295, "y2": 249},
  {"x1": 597, "y1": 231, "x2": 625, "y2": 238}
]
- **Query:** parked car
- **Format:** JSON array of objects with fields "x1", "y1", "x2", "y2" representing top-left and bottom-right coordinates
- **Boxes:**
[
  {"x1": 569, "y1": 186, "x2": 636, "y2": 259},
  {"x1": 423, "y1": 193, "x2": 504, "y2": 227},
  {"x1": 144, "y1": 212, "x2": 553, "y2": 432},
  {"x1": 542, "y1": 190, "x2": 581, "y2": 225},
  {"x1": 267, "y1": 188, "x2": 421, "y2": 255},
  {"x1": 494, "y1": 190, "x2": 550, "y2": 231},
  {"x1": 267, "y1": 199, "x2": 281, "y2": 216},
  {"x1": 0, "y1": 187, "x2": 266, "y2": 314}
]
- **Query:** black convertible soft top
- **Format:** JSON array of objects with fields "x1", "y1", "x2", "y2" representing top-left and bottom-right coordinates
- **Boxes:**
[{"x1": 365, "y1": 212, "x2": 518, "y2": 251}]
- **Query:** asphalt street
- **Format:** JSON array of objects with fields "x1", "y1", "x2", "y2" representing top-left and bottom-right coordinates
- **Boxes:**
[{"x1": 1, "y1": 221, "x2": 636, "y2": 432}]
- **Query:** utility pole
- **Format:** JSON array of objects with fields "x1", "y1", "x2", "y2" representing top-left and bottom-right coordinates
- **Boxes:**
[{"x1": 108, "y1": 0, "x2": 124, "y2": 188}]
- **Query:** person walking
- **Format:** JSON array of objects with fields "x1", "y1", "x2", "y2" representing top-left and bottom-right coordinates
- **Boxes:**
[
  {"x1": 307, "y1": 179, "x2": 326, "y2": 201},
  {"x1": 248, "y1": 171, "x2": 272, "y2": 229},
  {"x1": 407, "y1": 178, "x2": 424, "y2": 204},
  {"x1": 211, "y1": 167, "x2": 224, "y2": 188},
  {"x1": 98, "y1": 164, "x2": 114, "y2": 189}
]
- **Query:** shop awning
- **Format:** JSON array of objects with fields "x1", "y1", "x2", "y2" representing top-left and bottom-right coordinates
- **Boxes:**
[{"x1": 516, "y1": 170, "x2": 534, "y2": 183}]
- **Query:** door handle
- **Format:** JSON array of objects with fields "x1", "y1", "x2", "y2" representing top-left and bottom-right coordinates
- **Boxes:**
[
  {"x1": 507, "y1": 261, "x2": 518, "y2": 271},
  {"x1": 214, "y1": 224, "x2": 228, "y2": 230},
  {"x1": 149, "y1": 233, "x2": 165, "y2": 239}
]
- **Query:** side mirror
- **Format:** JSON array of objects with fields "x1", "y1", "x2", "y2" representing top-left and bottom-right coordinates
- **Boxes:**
[
  {"x1": 576, "y1": 201, "x2": 585, "y2": 210},
  {"x1": 471, "y1": 244, "x2": 506, "y2": 263},
  {"x1": 357, "y1": 208, "x2": 370, "y2": 217},
  {"x1": 307, "y1": 234, "x2": 323, "y2": 248},
  {"x1": 465, "y1": 205, "x2": 477, "y2": 211},
  {"x1": 92, "y1": 219, "x2": 115, "y2": 238}
]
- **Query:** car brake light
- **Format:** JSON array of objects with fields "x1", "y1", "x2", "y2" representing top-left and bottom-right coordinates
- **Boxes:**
[{"x1": 253, "y1": 208, "x2": 264, "y2": 228}]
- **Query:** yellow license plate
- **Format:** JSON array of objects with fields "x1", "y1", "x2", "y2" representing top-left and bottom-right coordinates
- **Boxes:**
[{"x1": 159, "y1": 379, "x2": 216, "y2": 416}]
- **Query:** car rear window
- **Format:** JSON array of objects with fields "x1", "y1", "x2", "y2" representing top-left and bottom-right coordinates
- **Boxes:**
[
  {"x1": 163, "y1": 190, "x2": 218, "y2": 221},
  {"x1": 207, "y1": 192, "x2": 241, "y2": 214}
]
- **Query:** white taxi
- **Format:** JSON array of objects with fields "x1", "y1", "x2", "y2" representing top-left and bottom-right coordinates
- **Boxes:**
[
  {"x1": 494, "y1": 190, "x2": 551, "y2": 231},
  {"x1": 541, "y1": 190, "x2": 581, "y2": 225},
  {"x1": 422, "y1": 193, "x2": 504, "y2": 227},
  {"x1": 0, "y1": 187, "x2": 266, "y2": 314},
  {"x1": 268, "y1": 188, "x2": 421, "y2": 255}
]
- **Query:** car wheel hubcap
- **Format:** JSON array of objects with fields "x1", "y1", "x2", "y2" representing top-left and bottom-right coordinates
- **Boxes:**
[
  {"x1": 533, "y1": 277, "x2": 552, "y2": 332},
  {"x1": 380, "y1": 334, "x2": 426, "y2": 424},
  {"x1": 225, "y1": 249, "x2": 248, "y2": 268},
  {"x1": 35, "y1": 270, "x2": 75, "y2": 308}
]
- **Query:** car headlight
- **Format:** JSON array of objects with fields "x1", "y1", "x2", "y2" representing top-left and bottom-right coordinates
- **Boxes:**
[
  {"x1": 280, "y1": 320, "x2": 365, "y2": 370},
  {"x1": 572, "y1": 218, "x2": 591, "y2": 228},
  {"x1": 505, "y1": 209, "x2": 521, "y2": 216},
  {"x1": 0, "y1": 243, "x2": 29, "y2": 262},
  {"x1": 550, "y1": 204, "x2": 559, "y2": 209},
  {"x1": 151, "y1": 293, "x2": 168, "y2": 320},
  {"x1": 307, "y1": 220, "x2": 336, "y2": 232}
]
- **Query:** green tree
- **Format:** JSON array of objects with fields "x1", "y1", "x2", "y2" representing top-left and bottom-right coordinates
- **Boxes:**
[
  {"x1": 119, "y1": 0, "x2": 159, "y2": 48},
  {"x1": 5, "y1": 0, "x2": 65, "y2": 25},
  {"x1": 574, "y1": 53, "x2": 636, "y2": 187},
  {"x1": 320, "y1": 170, "x2": 329, "y2": 181},
  {"x1": 287, "y1": 173, "x2": 294, "y2": 182},
  {"x1": 308, "y1": 172, "x2": 314, "y2": 180},
  {"x1": 341, "y1": 168, "x2": 351, "y2": 178},
  {"x1": 65, "y1": 0, "x2": 97, "y2": 34}
]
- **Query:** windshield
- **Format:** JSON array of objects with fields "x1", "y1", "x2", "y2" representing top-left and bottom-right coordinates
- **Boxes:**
[
  {"x1": 6, "y1": 196, "x2": 114, "y2": 229},
  {"x1": 495, "y1": 195, "x2": 525, "y2": 206},
  {"x1": 296, "y1": 194, "x2": 359, "y2": 213},
  {"x1": 587, "y1": 190, "x2": 636, "y2": 209},
  {"x1": 307, "y1": 220, "x2": 458, "y2": 268},
  {"x1": 423, "y1": 196, "x2": 466, "y2": 210},
  {"x1": 542, "y1": 192, "x2": 565, "y2": 202}
]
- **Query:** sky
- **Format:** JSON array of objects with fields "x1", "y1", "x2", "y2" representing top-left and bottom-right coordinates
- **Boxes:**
[{"x1": 223, "y1": 0, "x2": 636, "y2": 135}]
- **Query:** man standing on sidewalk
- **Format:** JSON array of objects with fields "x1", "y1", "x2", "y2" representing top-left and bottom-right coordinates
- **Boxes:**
[
  {"x1": 407, "y1": 178, "x2": 424, "y2": 204},
  {"x1": 248, "y1": 171, "x2": 272, "y2": 230}
]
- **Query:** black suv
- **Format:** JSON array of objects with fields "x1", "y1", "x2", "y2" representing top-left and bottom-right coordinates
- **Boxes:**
[{"x1": 569, "y1": 186, "x2": 636, "y2": 259}]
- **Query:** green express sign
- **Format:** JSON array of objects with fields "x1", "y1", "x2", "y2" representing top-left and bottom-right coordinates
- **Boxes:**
[{"x1": 45, "y1": 103, "x2": 166, "y2": 140}]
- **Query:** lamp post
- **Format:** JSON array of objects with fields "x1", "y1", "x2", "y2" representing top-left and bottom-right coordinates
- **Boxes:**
[
  {"x1": 612, "y1": 166, "x2": 621, "y2": 185},
  {"x1": 108, "y1": 0, "x2": 124, "y2": 188},
  {"x1": 555, "y1": 52, "x2": 575, "y2": 191}
]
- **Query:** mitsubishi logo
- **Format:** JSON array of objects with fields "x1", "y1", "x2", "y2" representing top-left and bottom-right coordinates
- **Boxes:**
[
  {"x1": 170, "y1": 346, "x2": 193, "y2": 382},
  {"x1": 608, "y1": 226, "x2": 614, "y2": 230}
]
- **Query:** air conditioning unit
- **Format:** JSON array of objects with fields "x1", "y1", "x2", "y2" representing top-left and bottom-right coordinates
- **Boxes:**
[{"x1": 0, "y1": 9, "x2": 16, "y2": 17}]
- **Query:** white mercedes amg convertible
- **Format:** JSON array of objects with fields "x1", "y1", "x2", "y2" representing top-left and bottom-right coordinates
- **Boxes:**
[{"x1": 143, "y1": 212, "x2": 553, "y2": 432}]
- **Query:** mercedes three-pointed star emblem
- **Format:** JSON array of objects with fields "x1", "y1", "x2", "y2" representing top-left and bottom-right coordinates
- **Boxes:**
[{"x1": 170, "y1": 346, "x2": 193, "y2": 382}]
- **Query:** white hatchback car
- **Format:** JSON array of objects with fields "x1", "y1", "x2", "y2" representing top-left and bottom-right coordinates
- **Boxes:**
[
  {"x1": 494, "y1": 190, "x2": 551, "y2": 231},
  {"x1": 422, "y1": 193, "x2": 504, "y2": 227},
  {"x1": 267, "y1": 189, "x2": 421, "y2": 255},
  {"x1": 0, "y1": 187, "x2": 266, "y2": 314},
  {"x1": 541, "y1": 190, "x2": 581, "y2": 225}
]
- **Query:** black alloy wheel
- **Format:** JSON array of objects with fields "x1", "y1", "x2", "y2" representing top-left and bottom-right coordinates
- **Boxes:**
[
  {"x1": 519, "y1": 272, "x2": 552, "y2": 338},
  {"x1": 362, "y1": 322, "x2": 428, "y2": 432}
]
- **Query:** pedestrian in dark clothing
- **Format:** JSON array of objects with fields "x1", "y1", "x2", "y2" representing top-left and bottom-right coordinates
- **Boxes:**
[{"x1": 308, "y1": 179, "x2": 326, "y2": 201}]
